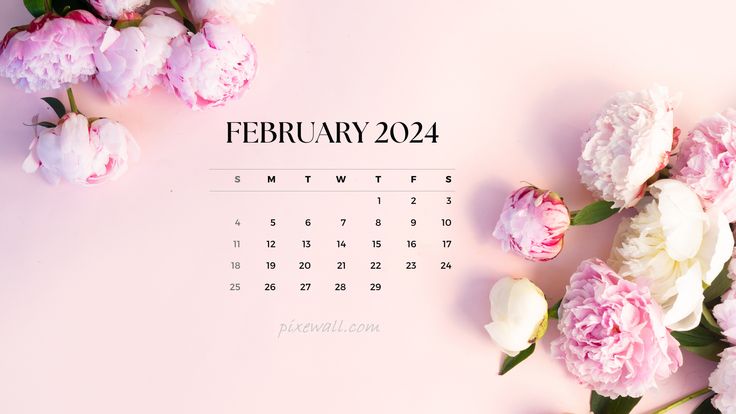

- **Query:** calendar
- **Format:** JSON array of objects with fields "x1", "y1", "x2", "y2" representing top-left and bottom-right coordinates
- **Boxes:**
[{"x1": 211, "y1": 165, "x2": 455, "y2": 295}]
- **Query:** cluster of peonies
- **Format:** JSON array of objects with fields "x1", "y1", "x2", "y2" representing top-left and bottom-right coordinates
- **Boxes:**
[
  {"x1": 489, "y1": 85, "x2": 736, "y2": 411},
  {"x1": 0, "y1": 0, "x2": 270, "y2": 186},
  {"x1": 0, "y1": 0, "x2": 264, "y2": 109}
]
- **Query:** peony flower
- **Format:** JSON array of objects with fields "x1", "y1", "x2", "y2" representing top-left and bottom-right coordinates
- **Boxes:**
[
  {"x1": 163, "y1": 17, "x2": 257, "y2": 110},
  {"x1": 551, "y1": 258, "x2": 683, "y2": 399},
  {"x1": 95, "y1": 10, "x2": 187, "y2": 102},
  {"x1": 672, "y1": 109, "x2": 736, "y2": 222},
  {"x1": 714, "y1": 289, "x2": 736, "y2": 345},
  {"x1": 609, "y1": 179, "x2": 733, "y2": 331},
  {"x1": 0, "y1": 11, "x2": 106, "y2": 93},
  {"x1": 710, "y1": 347, "x2": 736, "y2": 414},
  {"x1": 485, "y1": 277, "x2": 548, "y2": 356},
  {"x1": 493, "y1": 185, "x2": 570, "y2": 262},
  {"x1": 87, "y1": 0, "x2": 151, "y2": 19},
  {"x1": 578, "y1": 85, "x2": 678, "y2": 208},
  {"x1": 188, "y1": 0, "x2": 272, "y2": 28},
  {"x1": 22, "y1": 113, "x2": 140, "y2": 186}
]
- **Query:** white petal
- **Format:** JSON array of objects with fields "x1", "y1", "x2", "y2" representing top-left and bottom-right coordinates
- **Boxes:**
[
  {"x1": 698, "y1": 210, "x2": 734, "y2": 284},
  {"x1": 484, "y1": 321, "x2": 531, "y2": 357},
  {"x1": 651, "y1": 179, "x2": 706, "y2": 261},
  {"x1": 663, "y1": 264, "x2": 705, "y2": 330}
]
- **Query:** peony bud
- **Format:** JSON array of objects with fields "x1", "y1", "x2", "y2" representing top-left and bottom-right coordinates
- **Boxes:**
[
  {"x1": 22, "y1": 113, "x2": 140, "y2": 186},
  {"x1": 485, "y1": 277, "x2": 548, "y2": 356},
  {"x1": 493, "y1": 185, "x2": 570, "y2": 262}
]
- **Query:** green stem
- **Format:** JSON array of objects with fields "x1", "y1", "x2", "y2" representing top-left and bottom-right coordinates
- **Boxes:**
[
  {"x1": 168, "y1": 0, "x2": 187, "y2": 20},
  {"x1": 651, "y1": 387, "x2": 712, "y2": 414},
  {"x1": 44, "y1": 0, "x2": 52, "y2": 13},
  {"x1": 66, "y1": 88, "x2": 79, "y2": 114}
]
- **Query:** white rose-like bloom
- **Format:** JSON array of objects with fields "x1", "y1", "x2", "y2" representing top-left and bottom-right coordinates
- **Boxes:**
[
  {"x1": 95, "y1": 11, "x2": 187, "y2": 102},
  {"x1": 22, "y1": 113, "x2": 140, "y2": 186},
  {"x1": 485, "y1": 277, "x2": 548, "y2": 356},
  {"x1": 609, "y1": 179, "x2": 734, "y2": 331},
  {"x1": 88, "y1": 0, "x2": 151, "y2": 19},
  {"x1": 578, "y1": 85, "x2": 678, "y2": 208},
  {"x1": 710, "y1": 347, "x2": 736, "y2": 414},
  {"x1": 189, "y1": 0, "x2": 272, "y2": 28}
]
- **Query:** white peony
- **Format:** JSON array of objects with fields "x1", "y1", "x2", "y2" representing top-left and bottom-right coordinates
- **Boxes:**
[
  {"x1": 188, "y1": 0, "x2": 272, "y2": 28},
  {"x1": 609, "y1": 179, "x2": 733, "y2": 331},
  {"x1": 578, "y1": 85, "x2": 678, "y2": 208},
  {"x1": 485, "y1": 277, "x2": 548, "y2": 356},
  {"x1": 87, "y1": 0, "x2": 151, "y2": 19}
]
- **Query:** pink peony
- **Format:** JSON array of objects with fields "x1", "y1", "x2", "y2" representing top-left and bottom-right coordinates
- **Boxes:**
[
  {"x1": 578, "y1": 85, "x2": 678, "y2": 208},
  {"x1": 22, "y1": 113, "x2": 140, "y2": 186},
  {"x1": 710, "y1": 347, "x2": 736, "y2": 414},
  {"x1": 87, "y1": 0, "x2": 150, "y2": 19},
  {"x1": 95, "y1": 10, "x2": 187, "y2": 102},
  {"x1": 714, "y1": 288, "x2": 736, "y2": 345},
  {"x1": 188, "y1": 0, "x2": 272, "y2": 28},
  {"x1": 551, "y1": 259, "x2": 683, "y2": 398},
  {"x1": 672, "y1": 110, "x2": 736, "y2": 222},
  {"x1": 163, "y1": 17, "x2": 257, "y2": 110},
  {"x1": 493, "y1": 185, "x2": 570, "y2": 262},
  {"x1": 0, "y1": 11, "x2": 106, "y2": 93}
]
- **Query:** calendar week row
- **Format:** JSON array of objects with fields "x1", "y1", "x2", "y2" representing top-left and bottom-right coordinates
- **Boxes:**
[
  {"x1": 228, "y1": 259, "x2": 454, "y2": 272},
  {"x1": 232, "y1": 216, "x2": 455, "y2": 229},
  {"x1": 228, "y1": 281, "x2": 387, "y2": 293},
  {"x1": 208, "y1": 169, "x2": 455, "y2": 192}
]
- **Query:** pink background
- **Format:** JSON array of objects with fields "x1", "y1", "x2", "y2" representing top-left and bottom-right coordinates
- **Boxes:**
[{"x1": 0, "y1": 0, "x2": 732, "y2": 412}]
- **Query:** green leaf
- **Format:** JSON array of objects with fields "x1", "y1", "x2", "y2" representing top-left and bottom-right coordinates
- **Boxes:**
[
  {"x1": 41, "y1": 97, "x2": 67, "y2": 119},
  {"x1": 692, "y1": 396, "x2": 718, "y2": 414},
  {"x1": 51, "y1": 0, "x2": 99, "y2": 16},
  {"x1": 590, "y1": 391, "x2": 641, "y2": 414},
  {"x1": 548, "y1": 299, "x2": 561, "y2": 320},
  {"x1": 498, "y1": 343, "x2": 535, "y2": 375},
  {"x1": 183, "y1": 18, "x2": 196, "y2": 33},
  {"x1": 672, "y1": 325, "x2": 727, "y2": 362},
  {"x1": 24, "y1": 121, "x2": 56, "y2": 128},
  {"x1": 571, "y1": 200, "x2": 620, "y2": 226},
  {"x1": 702, "y1": 306, "x2": 721, "y2": 335},
  {"x1": 680, "y1": 342, "x2": 727, "y2": 362},
  {"x1": 23, "y1": 0, "x2": 48, "y2": 17},
  {"x1": 705, "y1": 261, "x2": 731, "y2": 304}
]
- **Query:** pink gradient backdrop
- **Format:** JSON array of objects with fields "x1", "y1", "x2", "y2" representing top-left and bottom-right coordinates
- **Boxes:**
[{"x1": 0, "y1": 0, "x2": 732, "y2": 412}]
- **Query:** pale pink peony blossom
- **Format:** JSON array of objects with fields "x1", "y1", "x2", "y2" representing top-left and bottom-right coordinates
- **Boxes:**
[
  {"x1": 710, "y1": 347, "x2": 736, "y2": 414},
  {"x1": 672, "y1": 109, "x2": 736, "y2": 222},
  {"x1": 714, "y1": 289, "x2": 736, "y2": 345},
  {"x1": 95, "y1": 10, "x2": 187, "y2": 102},
  {"x1": 493, "y1": 185, "x2": 570, "y2": 262},
  {"x1": 163, "y1": 17, "x2": 257, "y2": 110},
  {"x1": 551, "y1": 259, "x2": 683, "y2": 399},
  {"x1": 88, "y1": 0, "x2": 150, "y2": 19},
  {"x1": 0, "y1": 11, "x2": 106, "y2": 93},
  {"x1": 22, "y1": 113, "x2": 140, "y2": 186},
  {"x1": 189, "y1": 0, "x2": 272, "y2": 28},
  {"x1": 578, "y1": 85, "x2": 678, "y2": 208}
]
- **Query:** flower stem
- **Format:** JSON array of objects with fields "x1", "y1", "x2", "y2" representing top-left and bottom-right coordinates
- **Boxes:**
[
  {"x1": 168, "y1": 0, "x2": 188, "y2": 21},
  {"x1": 651, "y1": 387, "x2": 712, "y2": 414},
  {"x1": 66, "y1": 88, "x2": 79, "y2": 114}
]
